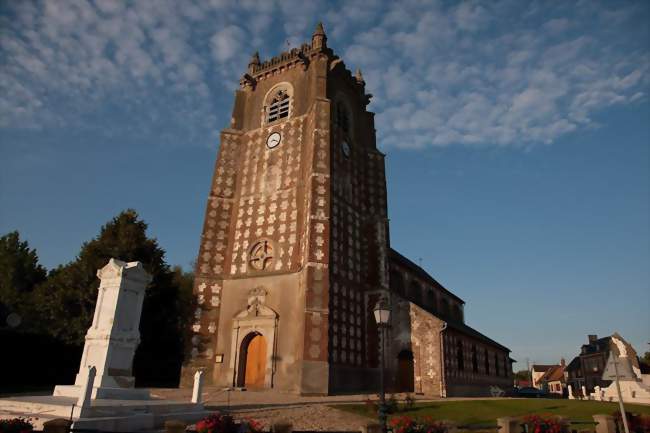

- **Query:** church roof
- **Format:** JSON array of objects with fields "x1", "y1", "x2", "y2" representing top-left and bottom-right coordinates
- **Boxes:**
[
  {"x1": 389, "y1": 248, "x2": 465, "y2": 304},
  {"x1": 446, "y1": 319, "x2": 511, "y2": 352}
]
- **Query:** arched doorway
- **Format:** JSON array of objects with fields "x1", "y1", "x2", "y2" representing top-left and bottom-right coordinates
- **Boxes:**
[
  {"x1": 237, "y1": 332, "x2": 267, "y2": 388},
  {"x1": 397, "y1": 350, "x2": 415, "y2": 392}
]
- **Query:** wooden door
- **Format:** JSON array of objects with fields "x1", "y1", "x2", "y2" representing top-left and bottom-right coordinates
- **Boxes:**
[
  {"x1": 244, "y1": 334, "x2": 267, "y2": 388},
  {"x1": 397, "y1": 351, "x2": 415, "y2": 392}
]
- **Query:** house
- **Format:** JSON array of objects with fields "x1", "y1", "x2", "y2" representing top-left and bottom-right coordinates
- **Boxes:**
[
  {"x1": 531, "y1": 364, "x2": 556, "y2": 389},
  {"x1": 537, "y1": 360, "x2": 566, "y2": 395}
]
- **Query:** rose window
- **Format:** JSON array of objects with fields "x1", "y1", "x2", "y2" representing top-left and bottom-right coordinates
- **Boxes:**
[{"x1": 249, "y1": 240, "x2": 274, "y2": 271}]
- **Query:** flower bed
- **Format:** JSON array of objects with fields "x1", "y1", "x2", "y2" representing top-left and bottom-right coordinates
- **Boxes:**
[
  {"x1": 522, "y1": 414, "x2": 569, "y2": 433},
  {"x1": 0, "y1": 418, "x2": 34, "y2": 433},
  {"x1": 195, "y1": 412, "x2": 263, "y2": 433},
  {"x1": 389, "y1": 415, "x2": 448, "y2": 433}
]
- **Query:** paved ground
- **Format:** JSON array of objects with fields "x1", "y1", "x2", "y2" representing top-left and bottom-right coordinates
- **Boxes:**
[{"x1": 151, "y1": 387, "x2": 418, "y2": 430}]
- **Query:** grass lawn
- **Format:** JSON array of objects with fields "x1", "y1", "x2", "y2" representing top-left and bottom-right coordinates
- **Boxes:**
[{"x1": 333, "y1": 399, "x2": 650, "y2": 425}]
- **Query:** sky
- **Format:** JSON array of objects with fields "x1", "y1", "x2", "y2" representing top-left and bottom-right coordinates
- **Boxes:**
[{"x1": 1, "y1": 0, "x2": 648, "y2": 371}]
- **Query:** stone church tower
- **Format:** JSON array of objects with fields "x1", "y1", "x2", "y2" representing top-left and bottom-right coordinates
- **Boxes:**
[{"x1": 181, "y1": 23, "x2": 390, "y2": 394}]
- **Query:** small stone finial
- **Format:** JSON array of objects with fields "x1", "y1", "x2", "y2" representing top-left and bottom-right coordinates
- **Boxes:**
[
  {"x1": 355, "y1": 68, "x2": 365, "y2": 84},
  {"x1": 313, "y1": 21, "x2": 326, "y2": 36},
  {"x1": 248, "y1": 51, "x2": 260, "y2": 73},
  {"x1": 311, "y1": 21, "x2": 327, "y2": 50}
]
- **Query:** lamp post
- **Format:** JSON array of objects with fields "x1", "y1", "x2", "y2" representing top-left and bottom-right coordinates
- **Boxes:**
[{"x1": 374, "y1": 296, "x2": 390, "y2": 433}]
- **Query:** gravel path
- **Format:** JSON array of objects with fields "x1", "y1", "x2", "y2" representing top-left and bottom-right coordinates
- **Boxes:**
[{"x1": 226, "y1": 404, "x2": 372, "y2": 431}]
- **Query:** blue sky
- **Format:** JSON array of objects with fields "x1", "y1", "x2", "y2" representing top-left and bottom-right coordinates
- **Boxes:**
[{"x1": 1, "y1": 0, "x2": 648, "y2": 370}]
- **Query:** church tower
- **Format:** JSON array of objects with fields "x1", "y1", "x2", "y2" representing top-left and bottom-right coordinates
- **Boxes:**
[{"x1": 182, "y1": 23, "x2": 390, "y2": 394}]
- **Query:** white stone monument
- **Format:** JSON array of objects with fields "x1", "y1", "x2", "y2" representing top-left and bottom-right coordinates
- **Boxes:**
[{"x1": 54, "y1": 258, "x2": 152, "y2": 400}]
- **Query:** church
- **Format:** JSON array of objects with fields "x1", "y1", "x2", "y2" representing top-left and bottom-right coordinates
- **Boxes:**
[{"x1": 181, "y1": 23, "x2": 513, "y2": 396}]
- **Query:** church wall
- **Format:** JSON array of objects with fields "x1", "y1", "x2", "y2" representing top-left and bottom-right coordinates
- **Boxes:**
[
  {"x1": 443, "y1": 329, "x2": 513, "y2": 396},
  {"x1": 326, "y1": 64, "x2": 389, "y2": 394},
  {"x1": 209, "y1": 272, "x2": 305, "y2": 392},
  {"x1": 388, "y1": 297, "x2": 445, "y2": 396}
]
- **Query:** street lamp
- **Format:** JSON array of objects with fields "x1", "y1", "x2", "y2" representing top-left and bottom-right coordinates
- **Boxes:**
[{"x1": 374, "y1": 296, "x2": 390, "y2": 433}]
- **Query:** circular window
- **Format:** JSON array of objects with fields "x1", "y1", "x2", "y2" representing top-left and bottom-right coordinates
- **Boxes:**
[{"x1": 341, "y1": 140, "x2": 351, "y2": 157}]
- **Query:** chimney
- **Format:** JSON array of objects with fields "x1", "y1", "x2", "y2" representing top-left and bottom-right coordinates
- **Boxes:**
[
  {"x1": 560, "y1": 358, "x2": 566, "y2": 367},
  {"x1": 588, "y1": 334, "x2": 597, "y2": 344}
]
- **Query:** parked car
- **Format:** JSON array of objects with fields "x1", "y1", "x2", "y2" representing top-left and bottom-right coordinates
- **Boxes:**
[{"x1": 516, "y1": 387, "x2": 548, "y2": 398}]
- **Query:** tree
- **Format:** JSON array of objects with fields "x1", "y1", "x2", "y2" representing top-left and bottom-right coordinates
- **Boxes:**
[
  {"x1": 515, "y1": 369, "x2": 530, "y2": 382},
  {"x1": 641, "y1": 351, "x2": 650, "y2": 365},
  {"x1": 0, "y1": 231, "x2": 47, "y2": 329},
  {"x1": 34, "y1": 210, "x2": 192, "y2": 385}
]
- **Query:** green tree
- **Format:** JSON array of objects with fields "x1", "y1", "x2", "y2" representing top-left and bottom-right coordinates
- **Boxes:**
[
  {"x1": 514, "y1": 369, "x2": 530, "y2": 382},
  {"x1": 35, "y1": 210, "x2": 192, "y2": 385},
  {"x1": 0, "y1": 231, "x2": 47, "y2": 329},
  {"x1": 641, "y1": 351, "x2": 650, "y2": 365}
]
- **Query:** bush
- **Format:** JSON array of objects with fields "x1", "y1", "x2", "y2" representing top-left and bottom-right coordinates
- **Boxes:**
[
  {"x1": 612, "y1": 410, "x2": 650, "y2": 433},
  {"x1": 389, "y1": 416, "x2": 448, "y2": 433},
  {"x1": 404, "y1": 393, "x2": 416, "y2": 411},
  {"x1": 386, "y1": 394, "x2": 399, "y2": 414},
  {"x1": 0, "y1": 418, "x2": 34, "y2": 433}
]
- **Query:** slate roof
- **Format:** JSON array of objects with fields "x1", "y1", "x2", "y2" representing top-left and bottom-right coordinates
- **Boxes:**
[
  {"x1": 389, "y1": 248, "x2": 465, "y2": 304},
  {"x1": 539, "y1": 365, "x2": 566, "y2": 383},
  {"x1": 566, "y1": 356, "x2": 581, "y2": 372},
  {"x1": 445, "y1": 319, "x2": 511, "y2": 352}
]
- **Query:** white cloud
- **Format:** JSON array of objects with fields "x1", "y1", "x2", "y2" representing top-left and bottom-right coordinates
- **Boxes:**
[
  {"x1": 210, "y1": 25, "x2": 246, "y2": 62},
  {"x1": 0, "y1": 0, "x2": 647, "y2": 151}
]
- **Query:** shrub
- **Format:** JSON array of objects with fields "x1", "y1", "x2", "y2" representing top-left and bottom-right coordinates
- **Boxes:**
[
  {"x1": 195, "y1": 413, "x2": 236, "y2": 433},
  {"x1": 404, "y1": 393, "x2": 416, "y2": 411},
  {"x1": 612, "y1": 410, "x2": 650, "y2": 433},
  {"x1": 0, "y1": 418, "x2": 34, "y2": 433},
  {"x1": 386, "y1": 394, "x2": 399, "y2": 414},
  {"x1": 522, "y1": 414, "x2": 568, "y2": 433}
]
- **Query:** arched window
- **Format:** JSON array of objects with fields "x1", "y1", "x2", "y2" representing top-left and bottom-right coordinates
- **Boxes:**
[
  {"x1": 390, "y1": 270, "x2": 405, "y2": 297},
  {"x1": 408, "y1": 280, "x2": 422, "y2": 305},
  {"x1": 426, "y1": 289, "x2": 436, "y2": 311},
  {"x1": 453, "y1": 304, "x2": 463, "y2": 322},
  {"x1": 472, "y1": 345, "x2": 478, "y2": 373},
  {"x1": 441, "y1": 298, "x2": 450, "y2": 316},
  {"x1": 264, "y1": 84, "x2": 293, "y2": 124}
]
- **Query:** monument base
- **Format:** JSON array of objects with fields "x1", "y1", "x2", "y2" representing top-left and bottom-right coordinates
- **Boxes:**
[
  {"x1": 53, "y1": 385, "x2": 151, "y2": 400},
  {"x1": 0, "y1": 395, "x2": 209, "y2": 432}
]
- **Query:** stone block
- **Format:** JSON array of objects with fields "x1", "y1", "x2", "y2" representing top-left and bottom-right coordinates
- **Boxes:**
[
  {"x1": 43, "y1": 418, "x2": 73, "y2": 433},
  {"x1": 593, "y1": 414, "x2": 615, "y2": 433},
  {"x1": 164, "y1": 420, "x2": 187, "y2": 433},
  {"x1": 271, "y1": 421, "x2": 293, "y2": 433},
  {"x1": 497, "y1": 417, "x2": 521, "y2": 433}
]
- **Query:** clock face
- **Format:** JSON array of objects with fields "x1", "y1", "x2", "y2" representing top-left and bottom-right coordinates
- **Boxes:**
[
  {"x1": 341, "y1": 140, "x2": 351, "y2": 157},
  {"x1": 266, "y1": 132, "x2": 281, "y2": 149}
]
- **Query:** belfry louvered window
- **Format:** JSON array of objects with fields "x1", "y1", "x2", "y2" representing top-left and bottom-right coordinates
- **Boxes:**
[
  {"x1": 336, "y1": 102, "x2": 350, "y2": 132},
  {"x1": 267, "y1": 90, "x2": 290, "y2": 123}
]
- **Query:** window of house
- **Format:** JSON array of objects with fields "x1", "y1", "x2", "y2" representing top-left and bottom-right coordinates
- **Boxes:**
[
  {"x1": 495, "y1": 352, "x2": 500, "y2": 376},
  {"x1": 484, "y1": 348, "x2": 490, "y2": 375},
  {"x1": 457, "y1": 340, "x2": 464, "y2": 371},
  {"x1": 266, "y1": 89, "x2": 290, "y2": 123}
]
